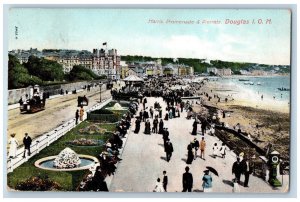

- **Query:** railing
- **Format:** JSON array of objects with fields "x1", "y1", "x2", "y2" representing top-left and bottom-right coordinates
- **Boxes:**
[{"x1": 7, "y1": 97, "x2": 112, "y2": 173}]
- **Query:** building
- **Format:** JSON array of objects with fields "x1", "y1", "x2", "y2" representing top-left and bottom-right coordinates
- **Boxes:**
[
  {"x1": 207, "y1": 67, "x2": 218, "y2": 75},
  {"x1": 251, "y1": 70, "x2": 267, "y2": 76},
  {"x1": 217, "y1": 68, "x2": 232, "y2": 76}
]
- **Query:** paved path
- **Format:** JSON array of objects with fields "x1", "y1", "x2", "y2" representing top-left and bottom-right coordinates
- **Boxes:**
[{"x1": 109, "y1": 97, "x2": 289, "y2": 193}]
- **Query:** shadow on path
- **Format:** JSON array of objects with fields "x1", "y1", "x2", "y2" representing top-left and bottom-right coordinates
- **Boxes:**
[
  {"x1": 160, "y1": 156, "x2": 168, "y2": 161},
  {"x1": 193, "y1": 189, "x2": 204, "y2": 192},
  {"x1": 158, "y1": 143, "x2": 164, "y2": 147},
  {"x1": 222, "y1": 179, "x2": 233, "y2": 187}
]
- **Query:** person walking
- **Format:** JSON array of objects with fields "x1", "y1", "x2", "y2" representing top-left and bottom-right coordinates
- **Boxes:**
[
  {"x1": 219, "y1": 143, "x2": 227, "y2": 158},
  {"x1": 8, "y1": 134, "x2": 18, "y2": 159},
  {"x1": 192, "y1": 138, "x2": 199, "y2": 160},
  {"x1": 182, "y1": 166, "x2": 193, "y2": 192},
  {"x1": 143, "y1": 97, "x2": 147, "y2": 110},
  {"x1": 75, "y1": 109, "x2": 79, "y2": 125},
  {"x1": 150, "y1": 107, "x2": 154, "y2": 119},
  {"x1": 154, "y1": 178, "x2": 165, "y2": 192},
  {"x1": 162, "y1": 128, "x2": 169, "y2": 147},
  {"x1": 79, "y1": 106, "x2": 84, "y2": 121},
  {"x1": 164, "y1": 139, "x2": 174, "y2": 162},
  {"x1": 153, "y1": 118, "x2": 158, "y2": 134},
  {"x1": 134, "y1": 118, "x2": 141, "y2": 134},
  {"x1": 241, "y1": 156, "x2": 253, "y2": 187},
  {"x1": 200, "y1": 137, "x2": 206, "y2": 160},
  {"x1": 232, "y1": 157, "x2": 243, "y2": 184},
  {"x1": 186, "y1": 141, "x2": 194, "y2": 164},
  {"x1": 212, "y1": 143, "x2": 218, "y2": 158},
  {"x1": 23, "y1": 133, "x2": 32, "y2": 158},
  {"x1": 158, "y1": 119, "x2": 164, "y2": 134},
  {"x1": 144, "y1": 119, "x2": 151, "y2": 135},
  {"x1": 202, "y1": 170, "x2": 213, "y2": 192},
  {"x1": 192, "y1": 119, "x2": 198, "y2": 135},
  {"x1": 163, "y1": 171, "x2": 168, "y2": 192}
]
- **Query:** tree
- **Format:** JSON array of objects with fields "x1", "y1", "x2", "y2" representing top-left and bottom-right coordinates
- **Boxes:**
[
  {"x1": 8, "y1": 54, "x2": 42, "y2": 89},
  {"x1": 69, "y1": 65, "x2": 102, "y2": 81},
  {"x1": 24, "y1": 56, "x2": 64, "y2": 81}
]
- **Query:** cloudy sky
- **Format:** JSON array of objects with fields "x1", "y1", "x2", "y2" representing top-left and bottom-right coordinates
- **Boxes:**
[{"x1": 9, "y1": 8, "x2": 291, "y2": 65}]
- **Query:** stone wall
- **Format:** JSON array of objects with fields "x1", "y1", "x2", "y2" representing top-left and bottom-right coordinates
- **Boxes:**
[{"x1": 8, "y1": 80, "x2": 107, "y2": 105}]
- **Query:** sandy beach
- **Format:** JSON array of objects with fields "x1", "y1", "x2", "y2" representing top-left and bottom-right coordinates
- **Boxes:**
[{"x1": 193, "y1": 78, "x2": 290, "y2": 160}]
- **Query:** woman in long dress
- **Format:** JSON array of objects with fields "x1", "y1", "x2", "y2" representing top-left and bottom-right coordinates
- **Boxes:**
[
  {"x1": 219, "y1": 143, "x2": 227, "y2": 158},
  {"x1": 158, "y1": 119, "x2": 164, "y2": 134},
  {"x1": 144, "y1": 119, "x2": 151, "y2": 135},
  {"x1": 192, "y1": 120, "x2": 198, "y2": 135},
  {"x1": 8, "y1": 134, "x2": 19, "y2": 158},
  {"x1": 186, "y1": 142, "x2": 194, "y2": 164},
  {"x1": 134, "y1": 118, "x2": 141, "y2": 134}
]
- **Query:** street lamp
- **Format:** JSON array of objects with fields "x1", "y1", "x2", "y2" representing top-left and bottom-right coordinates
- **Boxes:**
[{"x1": 99, "y1": 82, "x2": 102, "y2": 102}]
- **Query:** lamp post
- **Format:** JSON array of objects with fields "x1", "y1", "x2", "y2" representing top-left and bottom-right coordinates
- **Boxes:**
[{"x1": 99, "y1": 82, "x2": 102, "y2": 102}]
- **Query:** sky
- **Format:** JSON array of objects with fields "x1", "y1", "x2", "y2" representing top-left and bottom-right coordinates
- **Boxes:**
[{"x1": 8, "y1": 8, "x2": 291, "y2": 65}]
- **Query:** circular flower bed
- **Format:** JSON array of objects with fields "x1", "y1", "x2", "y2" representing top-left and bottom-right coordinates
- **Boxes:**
[
  {"x1": 15, "y1": 176, "x2": 62, "y2": 191},
  {"x1": 53, "y1": 148, "x2": 81, "y2": 169}
]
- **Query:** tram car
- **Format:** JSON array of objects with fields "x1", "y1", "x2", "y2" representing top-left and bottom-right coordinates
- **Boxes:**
[
  {"x1": 77, "y1": 95, "x2": 89, "y2": 107},
  {"x1": 19, "y1": 85, "x2": 46, "y2": 113}
]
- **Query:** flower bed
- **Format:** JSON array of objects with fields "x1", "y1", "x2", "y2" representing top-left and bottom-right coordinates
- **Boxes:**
[
  {"x1": 68, "y1": 138, "x2": 100, "y2": 146},
  {"x1": 15, "y1": 175, "x2": 62, "y2": 191}
]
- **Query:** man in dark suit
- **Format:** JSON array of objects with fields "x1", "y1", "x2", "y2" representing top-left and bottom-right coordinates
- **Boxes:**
[
  {"x1": 164, "y1": 139, "x2": 174, "y2": 162},
  {"x1": 163, "y1": 170, "x2": 168, "y2": 192},
  {"x1": 23, "y1": 133, "x2": 32, "y2": 158},
  {"x1": 241, "y1": 156, "x2": 253, "y2": 187},
  {"x1": 232, "y1": 157, "x2": 243, "y2": 183},
  {"x1": 182, "y1": 166, "x2": 193, "y2": 192}
]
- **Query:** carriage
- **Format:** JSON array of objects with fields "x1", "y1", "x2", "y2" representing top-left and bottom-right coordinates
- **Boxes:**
[{"x1": 77, "y1": 96, "x2": 89, "y2": 107}]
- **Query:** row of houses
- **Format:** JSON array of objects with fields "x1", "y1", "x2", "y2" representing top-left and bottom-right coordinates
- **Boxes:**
[
  {"x1": 207, "y1": 67, "x2": 232, "y2": 76},
  {"x1": 120, "y1": 60, "x2": 194, "y2": 79},
  {"x1": 9, "y1": 48, "x2": 194, "y2": 80},
  {"x1": 207, "y1": 67, "x2": 272, "y2": 76}
]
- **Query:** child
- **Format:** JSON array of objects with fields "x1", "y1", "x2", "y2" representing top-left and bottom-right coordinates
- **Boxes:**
[{"x1": 212, "y1": 143, "x2": 218, "y2": 158}]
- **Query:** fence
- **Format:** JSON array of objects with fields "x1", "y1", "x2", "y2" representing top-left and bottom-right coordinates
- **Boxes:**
[{"x1": 7, "y1": 98, "x2": 112, "y2": 173}]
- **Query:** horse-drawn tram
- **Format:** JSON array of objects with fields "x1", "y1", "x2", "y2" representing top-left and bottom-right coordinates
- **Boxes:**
[{"x1": 19, "y1": 85, "x2": 46, "y2": 113}]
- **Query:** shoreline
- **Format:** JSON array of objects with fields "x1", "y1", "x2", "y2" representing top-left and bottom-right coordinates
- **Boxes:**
[{"x1": 194, "y1": 79, "x2": 290, "y2": 159}]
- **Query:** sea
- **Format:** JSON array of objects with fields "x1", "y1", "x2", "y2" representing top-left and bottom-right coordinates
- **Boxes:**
[{"x1": 194, "y1": 76, "x2": 290, "y2": 103}]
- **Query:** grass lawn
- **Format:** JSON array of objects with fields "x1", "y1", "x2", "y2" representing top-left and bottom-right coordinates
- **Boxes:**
[{"x1": 7, "y1": 121, "x2": 117, "y2": 191}]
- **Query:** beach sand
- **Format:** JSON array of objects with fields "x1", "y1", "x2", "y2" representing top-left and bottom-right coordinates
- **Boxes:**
[{"x1": 193, "y1": 80, "x2": 290, "y2": 159}]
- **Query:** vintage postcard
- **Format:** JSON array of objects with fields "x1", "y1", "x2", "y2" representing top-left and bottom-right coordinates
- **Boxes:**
[{"x1": 6, "y1": 8, "x2": 291, "y2": 193}]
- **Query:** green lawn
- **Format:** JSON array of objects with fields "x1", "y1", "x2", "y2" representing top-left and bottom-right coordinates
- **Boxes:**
[{"x1": 7, "y1": 121, "x2": 117, "y2": 191}]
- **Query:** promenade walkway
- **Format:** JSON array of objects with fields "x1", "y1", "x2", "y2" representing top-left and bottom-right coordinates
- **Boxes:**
[{"x1": 109, "y1": 97, "x2": 289, "y2": 193}]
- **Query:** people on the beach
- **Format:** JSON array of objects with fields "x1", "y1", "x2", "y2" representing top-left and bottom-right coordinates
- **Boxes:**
[{"x1": 182, "y1": 166, "x2": 193, "y2": 192}]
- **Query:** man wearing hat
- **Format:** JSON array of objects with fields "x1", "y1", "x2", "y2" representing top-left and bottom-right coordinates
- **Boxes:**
[
  {"x1": 23, "y1": 133, "x2": 32, "y2": 158},
  {"x1": 164, "y1": 139, "x2": 174, "y2": 162},
  {"x1": 182, "y1": 166, "x2": 193, "y2": 192},
  {"x1": 192, "y1": 138, "x2": 200, "y2": 160}
]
